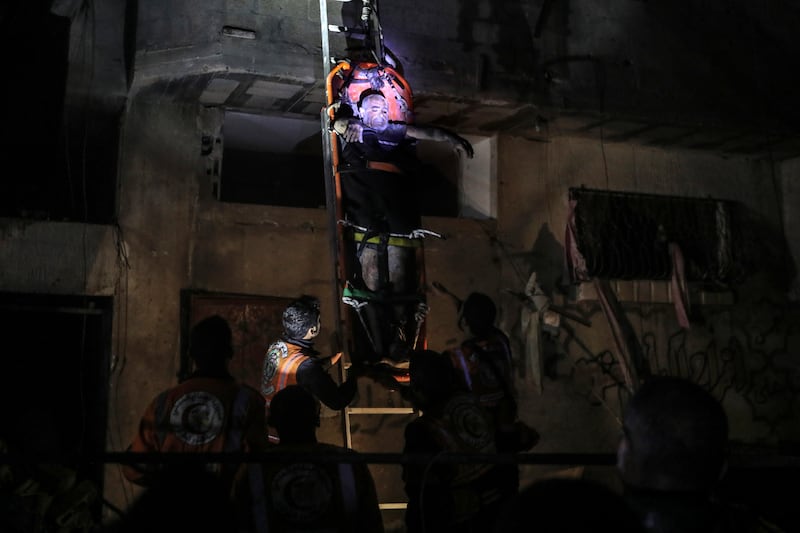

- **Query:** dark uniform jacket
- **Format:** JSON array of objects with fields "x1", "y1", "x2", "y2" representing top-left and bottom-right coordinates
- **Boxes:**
[
  {"x1": 232, "y1": 442, "x2": 384, "y2": 533},
  {"x1": 402, "y1": 392, "x2": 504, "y2": 533},
  {"x1": 124, "y1": 371, "x2": 267, "y2": 489}
]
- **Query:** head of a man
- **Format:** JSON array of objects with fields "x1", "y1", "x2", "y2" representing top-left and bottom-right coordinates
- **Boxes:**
[
  {"x1": 358, "y1": 90, "x2": 389, "y2": 132},
  {"x1": 458, "y1": 292, "x2": 496, "y2": 337},
  {"x1": 189, "y1": 315, "x2": 234, "y2": 368},
  {"x1": 268, "y1": 385, "x2": 320, "y2": 444},
  {"x1": 617, "y1": 376, "x2": 729, "y2": 493},
  {"x1": 283, "y1": 295, "x2": 321, "y2": 341}
]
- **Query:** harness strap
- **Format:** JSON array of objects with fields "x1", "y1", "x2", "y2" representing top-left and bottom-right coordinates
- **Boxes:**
[
  {"x1": 366, "y1": 160, "x2": 402, "y2": 173},
  {"x1": 342, "y1": 284, "x2": 424, "y2": 305},
  {"x1": 353, "y1": 230, "x2": 422, "y2": 248},
  {"x1": 377, "y1": 232, "x2": 390, "y2": 291},
  {"x1": 339, "y1": 220, "x2": 443, "y2": 243}
]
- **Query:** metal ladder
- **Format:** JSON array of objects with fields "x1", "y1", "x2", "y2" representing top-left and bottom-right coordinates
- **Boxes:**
[{"x1": 317, "y1": 0, "x2": 417, "y2": 517}]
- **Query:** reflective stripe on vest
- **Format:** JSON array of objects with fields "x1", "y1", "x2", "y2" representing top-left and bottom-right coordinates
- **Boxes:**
[
  {"x1": 338, "y1": 462, "x2": 358, "y2": 533},
  {"x1": 248, "y1": 463, "x2": 270, "y2": 533},
  {"x1": 224, "y1": 386, "x2": 250, "y2": 453},
  {"x1": 276, "y1": 353, "x2": 307, "y2": 392}
]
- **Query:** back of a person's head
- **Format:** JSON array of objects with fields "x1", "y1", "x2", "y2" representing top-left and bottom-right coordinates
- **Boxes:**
[
  {"x1": 620, "y1": 376, "x2": 729, "y2": 492},
  {"x1": 494, "y1": 477, "x2": 644, "y2": 533},
  {"x1": 459, "y1": 292, "x2": 496, "y2": 335},
  {"x1": 268, "y1": 385, "x2": 319, "y2": 438},
  {"x1": 283, "y1": 295, "x2": 320, "y2": 339},
  {"x1": 409, "y1": 350, "x2": 456, "y2": 407},
  {"x1": 190, "y1": 315, "x2": 233, "y2": 366}
]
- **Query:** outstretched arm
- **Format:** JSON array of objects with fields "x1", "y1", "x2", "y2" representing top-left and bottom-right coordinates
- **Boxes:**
[
  {"x1": 406, "y1": 124, "x2": 474, "y2": 158},
  {"x1": 296, "y1": 359, "x2": 357, "y2": 410}
]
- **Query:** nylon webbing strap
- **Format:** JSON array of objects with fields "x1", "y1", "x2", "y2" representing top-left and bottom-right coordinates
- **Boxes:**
[
  {"x1": 352, "y1": 231, "x2": 422, "y2": 248},
  {"x1": 342, "y1": 285, "x2": 424, "y2": 304},
  {"x1": 366, "y1": 160, "x2": 402, "y2": 173}
]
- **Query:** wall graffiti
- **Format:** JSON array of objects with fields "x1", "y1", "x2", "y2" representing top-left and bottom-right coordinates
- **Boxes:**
[{"x1": 555, "y1": 297, "x2": 800, "y2": 441}]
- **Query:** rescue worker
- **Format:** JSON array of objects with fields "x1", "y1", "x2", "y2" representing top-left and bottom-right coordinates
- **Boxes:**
[
  {"x1": 450, "y1": 292, "x2": 517, "y2": 428},
  {"x1": 261, "y1": 295, "x2": 361, "y2": 412},
  {"x1": 123, "y1": 315, "x2": 268, "y2": 491},
  {"x1": 447, "y1": 292, "x2": 539, "y2": 497},
  {"x1": 232, "y1": 385, "x2": 384, "y2": 533},
  {"x1": 402, "y1": 350, "x2": 505, "y2": 533}
]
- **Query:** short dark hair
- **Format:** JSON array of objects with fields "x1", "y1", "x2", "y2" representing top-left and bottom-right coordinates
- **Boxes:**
[
  {"x1": 622, "y1": 376, "x2": 728, "y2": 490},
  {"x1": 189, "y1": 315, "x2": 233, "y2": 365},
  {"x1": 268, "y1": 385, "x2": 320, "y2": 431},
  {"x1": 459, "y1": 292, "x2": 496, "y2": 334},
  {"x1": 282, "y1": 295, "x2": 320, "y2": 339},
  {"x1": 357, "y1": 88, "x2": 386, "y2": 108}
]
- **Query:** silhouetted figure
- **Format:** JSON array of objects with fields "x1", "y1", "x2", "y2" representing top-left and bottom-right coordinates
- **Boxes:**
[
  {"x1": 618, "y1": 376, "x2": 781, "y2": 533},
  {"x1": 402, "y1": 350, "x2": 504, "y2": 533},
  {"x1": 493, "y1": 477, "x2": 645, "y2": 533},
  {"x1": 447, "y1": 292, "x2": 539, "y2": 496},
  {"x1": 123, "y1": 315, "x2": 268, "y2": 491},
  {"x1": 232, "y1": 385, "x2": 384, "y2": 533}
]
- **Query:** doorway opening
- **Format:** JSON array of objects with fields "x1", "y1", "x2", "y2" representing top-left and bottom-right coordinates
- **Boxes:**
[{"x1": 0, "y1": 292, "x2": 113, "y2": 520}]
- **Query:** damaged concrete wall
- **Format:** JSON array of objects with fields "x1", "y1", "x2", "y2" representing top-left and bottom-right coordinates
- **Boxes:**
[
  {"x1": 495, "y1": 135, "x2": 800, "y2": 489},
  {"x1": 3, "y1": 97, "x2": 798, "y2": 520}
]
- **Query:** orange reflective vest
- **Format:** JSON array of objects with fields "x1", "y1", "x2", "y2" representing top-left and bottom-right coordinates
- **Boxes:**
[
  {"x1": 124, "y1": 376, "x2": 267, "y2": 486},
  {"x1": 261, "y1": 340, "x2": 312, "y2": 406}
]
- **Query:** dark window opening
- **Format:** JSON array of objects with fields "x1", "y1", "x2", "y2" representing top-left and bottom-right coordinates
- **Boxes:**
[
  {"x1": 416, "y1": 140, "x2": 460, "y2": 218},
  {"x1": 568, "y1": 187, "x2": 758, "y2": 284},
  {"x1": 220, "y1": 112, "x2": 326, "y2": 208},
  {"x1": 0, "y1": 292, "x2": 113, "y2": 523},
  {"x1": 220, "y1": 148, "x2": 326, "y2": 208},
  {"x1": 218, "y1": 112, "x2": 465, "y2": 213},
  {"x1": 0, "y1": 6, "x2": 119, "y2": 224}
]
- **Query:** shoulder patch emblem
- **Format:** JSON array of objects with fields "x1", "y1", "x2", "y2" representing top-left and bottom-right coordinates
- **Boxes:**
[
  {"x1": 271, "y1": 463, "x2": 333, "y2": 524},
  {"x1": 262, "y1": 341, "x2": 288, "y2": 396},
  {"x1": 170, "y1": 391, "x2": 224, "y2": 446}
]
